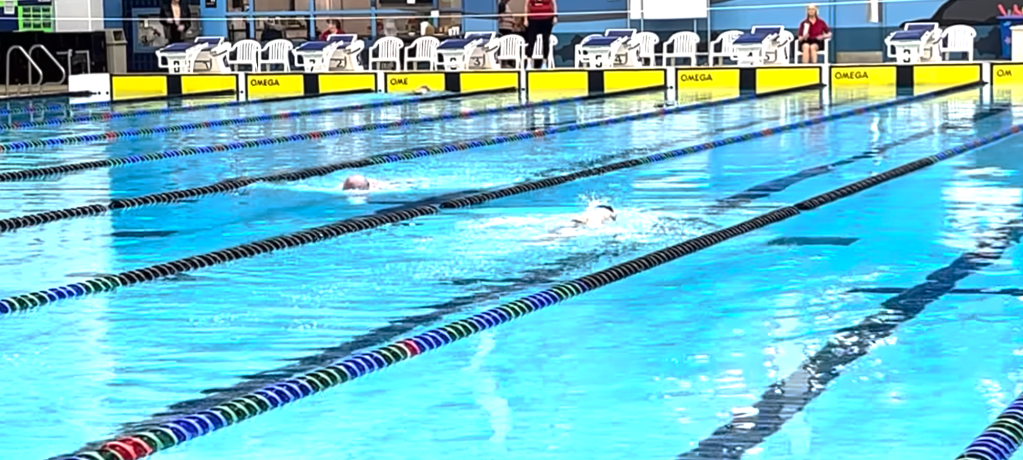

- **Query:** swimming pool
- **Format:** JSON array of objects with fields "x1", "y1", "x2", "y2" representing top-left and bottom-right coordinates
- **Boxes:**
[{"x1": 2, "y1": 84, "x2": 1022, "y2": 460}]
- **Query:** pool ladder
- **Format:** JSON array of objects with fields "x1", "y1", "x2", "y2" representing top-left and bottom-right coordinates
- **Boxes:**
[{"x1": 5, "y1": 44, "x2": 67, "y2": 97}]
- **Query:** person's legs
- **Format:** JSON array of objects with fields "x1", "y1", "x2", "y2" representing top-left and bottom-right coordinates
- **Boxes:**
[
  {"x1": 807, "y1": 42, "x2": 820, "y2": 63},
  {"x1": 537, "y1": 19, "x2": 554, "y2": 68},
  {"x1": 524, "y1": 20, "x2": 540, "y2": 68}
]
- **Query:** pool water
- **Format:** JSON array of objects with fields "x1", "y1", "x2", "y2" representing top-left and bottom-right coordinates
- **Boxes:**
[{"x1": 1, "y1": 86, "x2": 1022, "y2": 460}]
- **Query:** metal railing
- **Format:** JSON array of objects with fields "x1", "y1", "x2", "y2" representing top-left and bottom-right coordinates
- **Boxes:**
[
  {"x1": 5, "y1": 46, "x2": 43, "y2": 96},
  {"x1": 29, "y1": 44, "x2": 67, "y2": 86}
]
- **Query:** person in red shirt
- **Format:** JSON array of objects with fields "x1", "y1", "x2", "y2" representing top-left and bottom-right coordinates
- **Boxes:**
[
  {"x1": 797, "y1": 4, "x2": 830, "y2": 63},
  {"x1": 524, "y1": 0, "x2": 558, "y2": 69},
  {"x1": 319, "y1": 19, "x2": 343, "y2": 41}
]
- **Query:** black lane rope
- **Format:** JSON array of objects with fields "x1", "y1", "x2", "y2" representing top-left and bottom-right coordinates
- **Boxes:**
[
  {"x1": 0, "y1": 90, "x2": 842, "y2": 235},
  {"x1": 0, "y1": 90, "x2": 378, "y2": 132},
  {"x1": 51, "y1": 94, "x2": 1022, "y2": 460},
  {"x1": 0, "y1": 83, "x2": 980, "y2": 315},
  {"x1": 677, "y1": 221, "x2": 1023, "y2": 460},
  {"x1": 0, "y1": 87, "x2": 685, "y2": 183},
  {"x1": 0, "y1": 90, "x2": 502, "y2": 152}
]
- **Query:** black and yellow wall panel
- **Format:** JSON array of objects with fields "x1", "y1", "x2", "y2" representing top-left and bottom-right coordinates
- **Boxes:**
[
  {"x1": 383, "y1": 72, "x2": 446, "y2": 93},
  {"x1": 111, "y1": 74, "x2": 242, "y2": 101},
  {"x1": 527, "y1": 70, "x2": 590, "y2": 99},
  {"x1": 602, "y1": 69, "x2": 667, "y2": 94},
  {"x1": 754, "y1": 67, "x2": 823, "y2": 93},
  {"x1": 459, "y1": 71, "x2": 519, "y2": 92},
  {"x1": 180, "y1": 75, "x2": 237, "y2": 95},
  {"x1": 677, "y1": 68, "x2": 740, "y2": 90},
  {"x1": 829, "y1": 65, "x2": 897, "y2": 86},
  {"x1": 318, "y1": 73, "x2": 377, "y2": 95},
  {"x1": 380, "y1": 71, "x2": 519, "y2": 93},
  {"x1": 911, "y1": 63, "x2": 981, "y2": 87},
  {"x1": 525, "y1": 69, "x2": 666, "y2": 100},
  {"x1": 245, "y1": 74, "x2": 305, "y2": 100},
  {"x1": 110, "y1": 75, "x2": 169, "y2": 100},
  {"x1": 829, "y1": 63, "x2": 982, "y2": 90},
  {"x1": 992, "y1": 63, "x2": 1023, "y2": 86}
]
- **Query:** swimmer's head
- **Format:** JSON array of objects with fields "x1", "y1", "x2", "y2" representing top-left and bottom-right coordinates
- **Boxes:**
[
  {"x1": 414, "y1": 85, "x2": 431, "y2": 95},
  {"x1": 573, "y1": 204, "x2": 616, "y2": 227},
  {"x1": 594, "y1": 204, "x2": 617, "y2": 222},
  {"x1": 342, "y1": 174, "x2": 371, "y2": 190}
]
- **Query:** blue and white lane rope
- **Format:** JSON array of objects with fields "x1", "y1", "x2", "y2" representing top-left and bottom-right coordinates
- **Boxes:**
[
  {"x1": 0, "y1": 82, "x2": 979, "y2": 314},
  {"x1": 0, "y1": 91, "x2": 377, "y2": 132},
  {"x1": 52, "y1": 104, "x2": 1021, "y2": 460},
  {"x1": 0, "y1": 85, "x2": 803, "y2": 182},
  {"x1": 0, "y1": 90, "x2": 496, "y2": 152},
  {"x1": 0, "y1": 88, "x2": 827, "y2": 233}
]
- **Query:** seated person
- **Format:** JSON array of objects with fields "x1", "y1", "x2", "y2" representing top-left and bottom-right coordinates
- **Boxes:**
[
  {"x1": 798, "y1": 4, "x2": 831, "y2": 63},
  {"x1": 318, "y1": 19, "x2": 343, "y2": 41}
]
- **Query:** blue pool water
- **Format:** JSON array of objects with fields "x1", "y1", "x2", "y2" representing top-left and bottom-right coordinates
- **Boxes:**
[{"x1": 1, "y1": 86, "x2": 1022, "y2": 460}]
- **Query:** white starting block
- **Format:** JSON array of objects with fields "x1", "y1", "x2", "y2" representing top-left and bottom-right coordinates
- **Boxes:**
[
  {"x1": 293, "y1": 34, "x2": 366, "y2": 72},
  {"x1": 731, "y1": 26, "x2": 788, "y2": 66},
  {"x1": 155, "y1": 37, "x2": 230, "y2": 74},
  {"x1": 437, "y1": 32, "x2": 499, "y2": 70},
  {"x1": 575, "y1": 29, "x2": 635, "y2": 68},
  {"x1": 885, "y1": 22, "x2": 942, "y2": 63}
]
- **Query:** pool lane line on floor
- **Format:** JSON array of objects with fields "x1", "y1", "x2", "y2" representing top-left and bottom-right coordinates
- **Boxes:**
[
  {"x1": 0, "y1": 86, "x2": 672, "y2": 183},
  {"x1": 0, "y1": 91, "x2": 384, "y2": 132},
  {"x1": 0, "y1": 88, "x2": 511, "y2": 152},
  {"x1": 851, "y1": 287, "x2": 1023, "y2": 295},
  {"x1": 51, "y1": 91, "x2": 1022, "y2": 460},
  {"x1": 112, "y1": 96, "x2": 948, "y2": 427},
  {"x1": 677, "y1": 224, "x2": 1023, "y2": 460},
  {"x1": 0, "y1": 83, "x2": 974, "y2": 315},
  {"x1": 0, "y1": 88, "x2": 837, "y2": 234},
  {"x1": 709, "y1": 104, "x2": 1011, "y2": 213}
]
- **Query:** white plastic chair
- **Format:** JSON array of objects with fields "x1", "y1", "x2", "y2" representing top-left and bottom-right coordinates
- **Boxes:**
[
  {"x1": 634, "y1": 31, "x2": 660, "y2": 66},
  {"x1": 405, "y1": 36, "x2": 440, "y2": 70},
  {"x1": 261, "y1": 39, "x2": 292, "y2": 72},
  {"x1": 709, "y1": 30, "x2": 743, "y2": 66},
  {"x1": 940, "y1": 25, "x2": 976, "y2": 61},
  {"x1": 663, "y1": 31, "x2": 699, "y2": 66},
  {"x1": 228, "y1": 39, "x2": 260, "y2": 71},
  {"x1": 774, "y1": 29, "x2": 794, "y2": 64},
  {"x1": 369, "y1": 36, "x2": 404, "y2": 70},
  {"x1": 447, "y1": 26, "x2": 461, "y2": 36},
  {"x1": 495, "y1": 34, "x2": 526, "y2": 68},
  {"x1": 796, "y1": 37, "x2": 830, "y2": 63},
  {"x1": 574, "y1": 34, "x2": 604, "y2": 68}
]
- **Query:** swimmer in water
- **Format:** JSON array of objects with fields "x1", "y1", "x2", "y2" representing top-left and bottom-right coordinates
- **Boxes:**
[
  {"x1": 570, "y1": 204, "x2": 617, "y2": 228},
  {"x1": 539, "y1": 204, "x2": 617, "y2": 240},
  {"x1": 413, "y1": 85, "x2": 431, "y2": 95},
  {"x1": 342, "y1": 174, "x2": 378, "y2": 191}
]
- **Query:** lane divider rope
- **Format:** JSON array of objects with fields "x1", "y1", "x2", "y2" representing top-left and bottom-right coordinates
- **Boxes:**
[
  {"x1": 52, "y1": 94, "x2": 1021, "y2": 460},
  {"x1": 0, "y1": 87, "x2": 679, "y2": 182},
  {"x1": 0, "y1": 83, "x2": 975, "y2": 315},
  {"x1": 0, "y1": 98, "x2": 144, "y2": 117},
  {"x1": 0, "y1": 89, "x2": 365, "y2": 117},
  {"x1": 0, "y1": 88, "x2": 828, "y2": 233},
  {"x1": 0, "y1": 90, "x2": 495, "y2": 152},
  {"x1": 958, "y1": 395, "x2": 1023, "y2": 459},
  {"x1": 0, "y1": 92, "x2": 392, "y2": 133}
]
